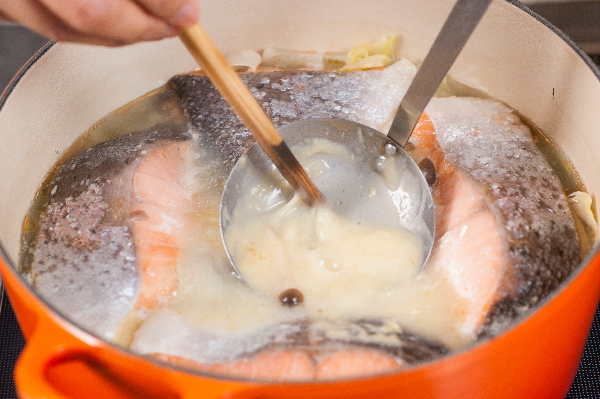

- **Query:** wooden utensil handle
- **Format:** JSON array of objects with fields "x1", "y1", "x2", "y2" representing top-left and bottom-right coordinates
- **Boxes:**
[{"x1": 179, "y1": 24, "x2": 324, "y2": 205}]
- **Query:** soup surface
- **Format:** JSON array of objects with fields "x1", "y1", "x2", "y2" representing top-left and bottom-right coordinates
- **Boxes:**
[{"x1": 20, "y1": 42, "x2": 598, "y2": 381}]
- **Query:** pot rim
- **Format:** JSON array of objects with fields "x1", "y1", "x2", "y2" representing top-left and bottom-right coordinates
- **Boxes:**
[{"x1": 0, "y1": 0, "x2": 599, "y2": 384}]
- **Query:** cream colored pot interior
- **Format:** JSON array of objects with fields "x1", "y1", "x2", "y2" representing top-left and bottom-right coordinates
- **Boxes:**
[{"x1": 0, "y1": 0, "x2": 599, "y2": 268}]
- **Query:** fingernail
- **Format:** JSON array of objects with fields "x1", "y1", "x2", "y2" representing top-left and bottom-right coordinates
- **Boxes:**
[{"x1": 173, "y1": 3, "x2": 200, "y2": 27}]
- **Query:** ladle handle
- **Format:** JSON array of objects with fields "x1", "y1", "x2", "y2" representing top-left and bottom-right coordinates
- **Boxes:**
[
  {"x1": 388, "y1": 0, "x2": 492, "y2": 147},
  {"x1": 179, "y1": 24, "x2": 324, "y2": 206}
]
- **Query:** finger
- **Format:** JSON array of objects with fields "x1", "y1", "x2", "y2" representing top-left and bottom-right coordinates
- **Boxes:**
[
  {"x1": 0, "y1": 0, "x2": 128, "y2": 46},
  {"x1": 37, "y1": 0, "x2": 178, "y2": 44},
  {"x1": 0, "y1": 9, "x2": 17, "y2": 22},
  {"x1": 135, "y1": 0, "x2": 200, "y2": 27}
]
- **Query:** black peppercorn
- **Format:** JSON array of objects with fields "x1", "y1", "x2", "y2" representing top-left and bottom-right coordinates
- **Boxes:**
[{"x1": 279, "y1": 288, "x2": 304, "y2": 307}]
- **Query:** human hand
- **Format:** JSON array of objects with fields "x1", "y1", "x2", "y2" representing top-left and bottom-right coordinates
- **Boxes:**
[{"x1": 0, "y1": 0, "x2": 200, "y2": 46}]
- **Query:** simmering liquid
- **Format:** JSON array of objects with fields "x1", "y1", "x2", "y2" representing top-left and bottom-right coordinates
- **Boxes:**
[{"x1": 18, "y1": 70, "x2": 597, "y2": 379}]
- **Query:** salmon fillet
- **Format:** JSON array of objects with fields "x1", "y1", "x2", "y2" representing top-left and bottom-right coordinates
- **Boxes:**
[
  {"x1": 424, "y1": 97, "x2": 580, "y2": 333},
  {"x1": 130, "y1": 141, "x2": 194, "y2": 311},
  {"x1": 30, "y1": 128, "x2": 190, "y2": 340}
]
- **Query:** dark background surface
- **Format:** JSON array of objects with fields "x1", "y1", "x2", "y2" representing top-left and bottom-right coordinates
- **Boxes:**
[{"x1": 1, "y1": 2, "x2": 600, "y2": 396}]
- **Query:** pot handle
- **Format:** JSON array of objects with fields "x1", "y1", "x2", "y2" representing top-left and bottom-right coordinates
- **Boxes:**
[
  {"x1": 15, "y1": 315, "x2": 265, "y2": 399},
  {"x1": 15, "y1": 315, "x2": 179, "y2": 399},
  {"x1": 14, "y1": 317, "x2": 107, "y2": 399}
]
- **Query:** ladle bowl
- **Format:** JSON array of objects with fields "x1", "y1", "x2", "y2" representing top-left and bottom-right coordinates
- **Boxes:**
[
  {"x1": 220, "y1": 118, "x2": 436, "y2": 280},
  {"x1": 215, "y1": 0, "x2": 491, "y2": 281}
]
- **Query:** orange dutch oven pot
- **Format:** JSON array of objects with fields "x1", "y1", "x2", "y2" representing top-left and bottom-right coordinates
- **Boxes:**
[{"x1": 0, "y1": 0, "x2": 599, "y2": 398}]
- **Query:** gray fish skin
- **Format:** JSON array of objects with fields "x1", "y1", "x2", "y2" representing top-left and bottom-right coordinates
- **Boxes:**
[
  {"x1": 32, "y1": 182, "x2": 138, "y2": 340},
  {"x1": 308, "y1": 318, "x2": 448, "y2": 364},
  {"x1": 171, "y1": 60, "x2": 416, "y2": 171},
  {"x1": 426, "y1": 97, "x2": 580, "y2": 333},
  {"x1": 130, "y1": 308, "x2": 310, "y2": 364},
  {"x1": 172, "y1": 71, "x2": 362, "y2": 170},
  {"x1": 132, "y1": 309, "x2": 447, "y2": 365}
]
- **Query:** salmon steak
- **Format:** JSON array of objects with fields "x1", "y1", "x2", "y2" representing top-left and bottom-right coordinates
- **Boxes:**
[{"x1": 28, "y1": 59, "x2": 583, "y2": 380}]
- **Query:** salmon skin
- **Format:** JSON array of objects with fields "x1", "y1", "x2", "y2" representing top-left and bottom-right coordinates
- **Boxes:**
[
  {"x1": 171, "y1": 70, "x2": 362, "y2": 167},
  {"x1": 308, "y1": 318, "x2": 449, "y2": 363},
  {"x1": 132, "y1": 311, "x2": 448, "y2": 367},
  {"x1": 171, "y1": 59, "x2": 418, "y2": 170},
  {"x1": 32, "y1": 182, "x2": 138, "y2": 339}
]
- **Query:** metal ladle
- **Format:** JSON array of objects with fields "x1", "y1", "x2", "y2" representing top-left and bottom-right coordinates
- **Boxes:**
[{"x1": 180, "y1": 0, "x2": 492, "y2": 279}]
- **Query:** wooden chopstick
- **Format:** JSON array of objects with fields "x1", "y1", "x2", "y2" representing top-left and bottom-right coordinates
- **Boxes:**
[{"x1": 179, "y1": 24, "x2": 325, "y2": 206}]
